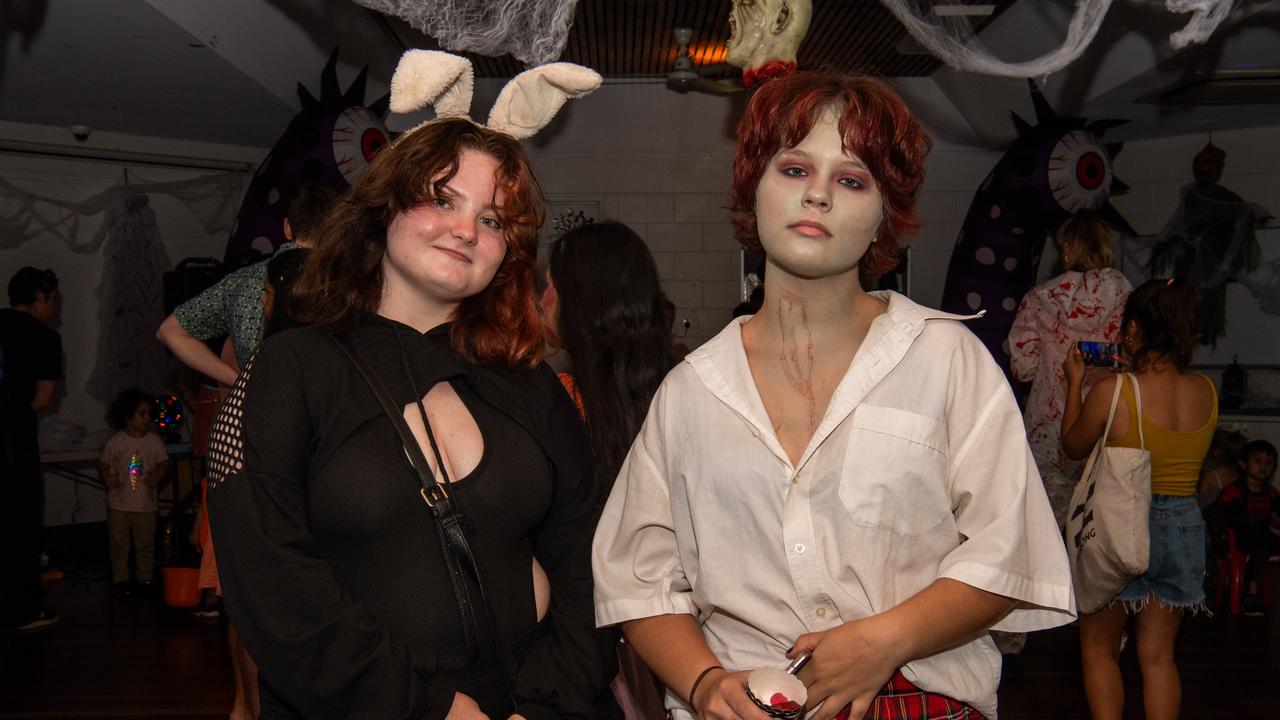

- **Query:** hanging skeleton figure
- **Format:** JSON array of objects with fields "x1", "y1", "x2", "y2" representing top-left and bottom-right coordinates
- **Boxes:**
[
  {"x1": 86, "y1": 194, "x2": 175, "y2": 402},
  {"x1": 725, "y1": 0, "x2": 812, "y2": 86},
  {"x1": 1149, "y1": 143, "x2": 1272, "y2": 346}
]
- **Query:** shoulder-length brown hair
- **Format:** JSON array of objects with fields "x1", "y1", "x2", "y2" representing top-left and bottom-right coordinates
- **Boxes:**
[
  {"x1": 291, "y1": 118, "x2": 545, "y2": 370},
  {"x1": 731, "y1": 72, "x2": 931, "y2": 282}
]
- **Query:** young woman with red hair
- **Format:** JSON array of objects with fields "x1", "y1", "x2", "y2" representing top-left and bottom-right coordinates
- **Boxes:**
[
  {"x1": 209, "y1": 118, "x2": 619, "y2": 720},
  {"x1": 593, "y1": 73, "x2": 1074, "y2": 720}
]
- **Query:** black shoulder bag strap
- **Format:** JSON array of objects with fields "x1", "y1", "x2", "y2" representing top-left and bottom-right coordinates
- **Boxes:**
[{"x1": 330, "y1": 334, "x2": 521, "y2": 704}]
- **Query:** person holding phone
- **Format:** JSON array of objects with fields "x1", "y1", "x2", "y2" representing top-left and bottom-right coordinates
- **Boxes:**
[
  {"x1": 1061, "y1": 278, "x2": 1216, "y2": 720},
  {"x1": 1076, "y1": 341, "x2": 1123, "y2": 370},
  {"x1": 1009, "y1": 211, "x2": 1132, "y2": 529}
]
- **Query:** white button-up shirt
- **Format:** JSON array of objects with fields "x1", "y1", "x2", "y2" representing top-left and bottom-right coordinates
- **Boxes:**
[{"x1": 593, "y1": 292, "x2": 1075, "y2": 719}]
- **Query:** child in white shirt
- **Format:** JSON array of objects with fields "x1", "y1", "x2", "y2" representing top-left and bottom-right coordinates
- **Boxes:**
[{"x1": 98, "y1": 389, "x2": 168, "y2": 594}]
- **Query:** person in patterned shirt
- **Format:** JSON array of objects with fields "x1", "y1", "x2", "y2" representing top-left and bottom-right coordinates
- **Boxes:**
[{"x1": 156, "y1": 185, "x2": 338, "y2": 384}]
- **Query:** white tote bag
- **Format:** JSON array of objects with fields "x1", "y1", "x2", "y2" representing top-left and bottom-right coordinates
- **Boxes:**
[{"x1": 1065, "y1": 373, "x2": 1152, "y2": 615}]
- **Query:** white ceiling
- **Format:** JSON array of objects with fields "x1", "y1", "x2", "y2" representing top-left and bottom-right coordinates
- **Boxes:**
[
  {"x1": 930, "y1": 0, "x2": 1280, "y2": 147},
  {"x1": 0, "y1": 0, "x2": 1278, "y2": 153},
  {"x1": 1, "y1": 0, "x2": 291, "y2": 147}
]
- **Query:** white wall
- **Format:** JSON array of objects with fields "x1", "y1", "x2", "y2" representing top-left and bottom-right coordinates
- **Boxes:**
[
  {"x1": 527, "y1": 82, "x2": 1280, "y2": 377},
  {"x1": 521, "y1": 82, "x2": 740, "y2": 349},
  {"x1": 524, "y1": 81, "x2": 1002, "y2": 348},
  {"x1": 0, "y1": 125, "x2": 258, "y2": 524}
]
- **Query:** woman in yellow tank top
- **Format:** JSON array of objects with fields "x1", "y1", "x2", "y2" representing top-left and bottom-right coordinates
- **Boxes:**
[{"x1": 1061, "y1": 278, "x2": 1214, "y2": 720}]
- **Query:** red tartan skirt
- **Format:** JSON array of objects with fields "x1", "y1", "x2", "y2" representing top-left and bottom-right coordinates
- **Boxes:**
[{"x1": 833, "y1": 671, "x2": 984, "y2": 720}]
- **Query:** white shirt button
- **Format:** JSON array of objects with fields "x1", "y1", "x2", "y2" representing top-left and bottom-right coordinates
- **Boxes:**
[
  {"x1": 816, "y1": 608, "x2": 827, "y2": 618},
  {"x1": 794, "y1": 543, "x2": 806, "y2": 554}
]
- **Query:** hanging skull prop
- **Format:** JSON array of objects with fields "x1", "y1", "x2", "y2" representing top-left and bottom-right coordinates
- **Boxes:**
[{"x1": 726, "y1": 0, "x2": 812, "y2": 86}]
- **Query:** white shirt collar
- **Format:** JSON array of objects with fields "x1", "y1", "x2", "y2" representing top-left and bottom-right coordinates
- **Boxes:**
[{"x1": 685, "y1": 291, "x2": 983, "y2": 471}]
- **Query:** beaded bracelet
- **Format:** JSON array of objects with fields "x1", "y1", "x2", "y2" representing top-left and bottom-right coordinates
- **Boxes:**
[{"x1": 688, "y1": 664, "x2": 725, "y2": 710}]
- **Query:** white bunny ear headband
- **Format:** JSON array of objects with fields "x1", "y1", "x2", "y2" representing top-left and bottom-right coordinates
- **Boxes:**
[{"x1": 389, "y1": 49, "x2": 602, "y2": 140}]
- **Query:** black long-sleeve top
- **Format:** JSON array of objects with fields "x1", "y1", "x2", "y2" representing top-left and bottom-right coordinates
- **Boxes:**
[{"x1": 208, "y1": 318, "x2": 620, "y2": 720}]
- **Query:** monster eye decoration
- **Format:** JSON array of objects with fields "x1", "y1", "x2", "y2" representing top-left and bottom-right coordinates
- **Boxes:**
[
  {"x1": 1047, "y1": 130, "x2": 1114, "y2": 213},
  {"x1": 332, "y1": 106, "x2": 389, "y2": 183},
  {"x1": 223, "y1": 50, "x2": 392, "y2": 265}
]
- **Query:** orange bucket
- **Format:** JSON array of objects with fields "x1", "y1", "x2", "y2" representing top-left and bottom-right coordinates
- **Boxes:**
[{"x1": 162, "y1": 567, "x2": 201, "y2": 607}]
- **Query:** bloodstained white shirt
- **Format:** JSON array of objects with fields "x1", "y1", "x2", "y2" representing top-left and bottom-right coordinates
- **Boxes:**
[
  {"x1": 1008, "y1": 268, "x2": 1131, "y2": 525},
  {"x1": 592, "y1": 291, "x2": 1074, "y2": 720}
]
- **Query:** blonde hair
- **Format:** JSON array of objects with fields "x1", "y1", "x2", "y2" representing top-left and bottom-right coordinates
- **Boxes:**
[{"x1": 1057, "y1": 211, "x2": 1116, "y2": 272}]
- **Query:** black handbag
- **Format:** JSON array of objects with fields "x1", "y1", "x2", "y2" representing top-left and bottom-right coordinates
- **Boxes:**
[{"x1": 331, "y1": 334, "x2": 521, "y2": 704}]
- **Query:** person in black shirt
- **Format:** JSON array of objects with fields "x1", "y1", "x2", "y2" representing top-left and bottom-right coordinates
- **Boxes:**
[
  {"x1": 208, "y1": 116, "x2": 620, "y2": 720},
  {"x1": 0, "y1": 266, "x2": 63, "y2": 631}
]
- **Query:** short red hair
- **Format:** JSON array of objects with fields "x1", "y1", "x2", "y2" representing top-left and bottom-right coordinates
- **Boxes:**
[{"x1": 731, "y1": 73, "x2": 932, "y2": 281}]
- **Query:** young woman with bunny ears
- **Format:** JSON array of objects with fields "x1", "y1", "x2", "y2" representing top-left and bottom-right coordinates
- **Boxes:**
[{"x1": 208, "y1": 54, "x2": 620, "y2": 720}]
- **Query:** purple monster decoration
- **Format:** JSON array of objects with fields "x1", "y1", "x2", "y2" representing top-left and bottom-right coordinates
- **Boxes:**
[
  {"x1": 224, "y1": 49, "x2": 390, "y2": 264},
  {"x1": 939, "y1": 81, "x2": 1135, "y2": 388}
]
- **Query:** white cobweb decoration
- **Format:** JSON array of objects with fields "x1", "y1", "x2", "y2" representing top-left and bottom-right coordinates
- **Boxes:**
[
  {"x1": 0, "y1": 171, "x2": 241, "y2": 253},
  {"x1": 352, "y1": 0, "x2": 580, "y2": 66},
  {"x1": 86, "y1": 194, "x2": 175, "y2": 402},
  {"x1": 879, "y1": 0, "x2": 1237, "y2": 79}
]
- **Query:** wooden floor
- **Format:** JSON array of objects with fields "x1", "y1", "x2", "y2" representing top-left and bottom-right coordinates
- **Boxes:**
[
  {"x1": 2, "y1": 572, "x2": 1277, "y2": 719},
  {"x1": 1, "y1": 577, "x2": 232, "y2": 719},
  {"x1": 997, "y1": 601, "x2": 1280, "y2": 719}
]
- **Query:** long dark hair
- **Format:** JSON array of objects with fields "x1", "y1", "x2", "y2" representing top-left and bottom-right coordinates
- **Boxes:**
[
  {"x1": 264, "y1": 249, "x2": 310, "y2": 338},
  {"x1": 1123, "y1": 278, "x2": 1199, "y2": 371},
  {"x1": 549, "y1": 221, "x2": 676, "y2": 484},
  {"x1": 290, "y1": 118, "x2": 545, "y2": 369}
]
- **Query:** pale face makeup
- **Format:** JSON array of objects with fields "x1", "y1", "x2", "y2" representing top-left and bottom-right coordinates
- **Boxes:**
[
  {"x1": 753, "y1": 109, "x2": 884, "y2": 283},
  {"x1": 380, "y1": 149, "x2": 509, "y2": 325}
]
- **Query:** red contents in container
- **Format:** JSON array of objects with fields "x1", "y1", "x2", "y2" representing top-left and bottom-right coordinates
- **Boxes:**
[{"x1": 769, "y1": 693, "x2": 802, "y2": 712}]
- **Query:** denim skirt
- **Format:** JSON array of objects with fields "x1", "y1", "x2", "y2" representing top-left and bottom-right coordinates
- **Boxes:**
[{"x1": 1115, "y1": 494, "x2": 1206, "y2": 611}]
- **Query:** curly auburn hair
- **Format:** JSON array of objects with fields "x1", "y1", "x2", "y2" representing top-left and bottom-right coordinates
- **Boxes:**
[
  {"x1": 290, "y1": 118, "x2": 545, "y2": 369},
  {"x1": 731, "y1": 72, "x2": 932, "y2": 281}
]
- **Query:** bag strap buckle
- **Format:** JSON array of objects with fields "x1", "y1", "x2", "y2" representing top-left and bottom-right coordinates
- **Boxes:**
[{"x1": 420, "y1": 485, "x2": 448, "y2": 509}]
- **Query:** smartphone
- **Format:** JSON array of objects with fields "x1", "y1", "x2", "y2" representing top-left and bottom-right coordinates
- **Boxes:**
[{"x1": 1077, "y1": 341, "x2": 1122, "y2": 369}]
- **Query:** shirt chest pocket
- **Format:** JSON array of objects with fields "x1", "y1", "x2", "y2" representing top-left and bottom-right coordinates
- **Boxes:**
[{"x1": 836, "y1": 405, "x2": 951, "y2": 539}]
